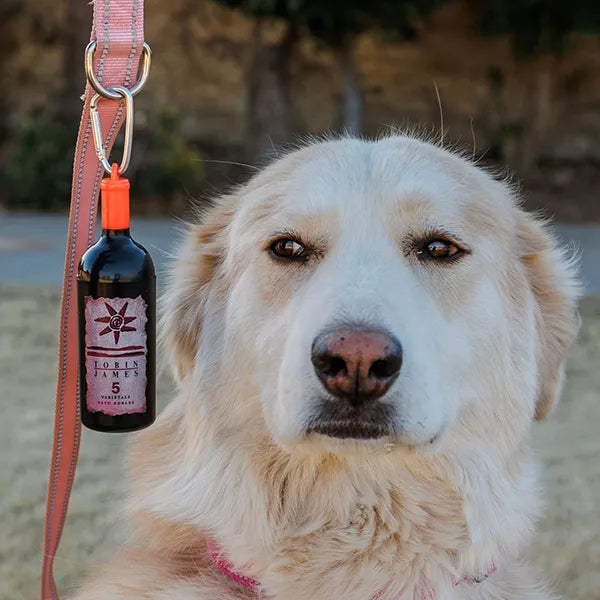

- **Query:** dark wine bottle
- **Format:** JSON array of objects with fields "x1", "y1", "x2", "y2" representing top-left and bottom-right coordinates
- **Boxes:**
[{"x1": 77, "y1": 166, "x2": 156, "y2": 432}]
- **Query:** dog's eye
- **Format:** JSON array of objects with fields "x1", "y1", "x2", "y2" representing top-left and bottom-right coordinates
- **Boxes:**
[
  {"x1": 418, "y1": 239, "x2": 462, "y2": 260},
  {"x1": 270, "y1": 238, "x2": 307, "y2": 260}
]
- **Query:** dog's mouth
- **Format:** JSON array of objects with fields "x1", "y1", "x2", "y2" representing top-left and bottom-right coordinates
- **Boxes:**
[
  {"x1": 306, "y1": 399, "x2": 394, "y2": 440},
  {"x1": 307, "y1": 420, "x2": 391, "y2": 439}
]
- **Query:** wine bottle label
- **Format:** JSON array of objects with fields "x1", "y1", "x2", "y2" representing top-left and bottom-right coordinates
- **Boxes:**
[{"x1": 84, "y1": 295, "x2": 148, "y2": 415}]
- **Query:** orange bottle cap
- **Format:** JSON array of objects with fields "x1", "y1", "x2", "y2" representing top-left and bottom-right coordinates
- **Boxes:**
[{"x1": 101, "y1": 164, "x2": 130, "y2": 230}]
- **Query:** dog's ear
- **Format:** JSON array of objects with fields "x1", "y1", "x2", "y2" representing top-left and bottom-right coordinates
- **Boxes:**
[
  {"x1": 161, "y1": 196, "x2": 237, "y2": 381},
  {"x1": 517, "y1": 211, "x2": 580, "y2": 420}
]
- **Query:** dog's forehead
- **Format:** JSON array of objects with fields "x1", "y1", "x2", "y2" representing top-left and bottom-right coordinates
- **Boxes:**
[{"x1": 245, "y1": 138, "x2": 498, "y2": 222}]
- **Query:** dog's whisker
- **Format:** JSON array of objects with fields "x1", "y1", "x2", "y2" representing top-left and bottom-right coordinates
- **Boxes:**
[
  {"x1": 434, "y1": 82, "x2": 444, "y2": 147},
  {"x1": 191, "y1": 158, "x2": 260, "y2": 171},
  {"x1": 469, "y1": 115, "x2": 477, "y2": 160}
]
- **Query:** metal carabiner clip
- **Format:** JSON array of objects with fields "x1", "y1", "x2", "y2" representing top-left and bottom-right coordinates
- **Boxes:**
[{"x1": 90, "y1": 85, "x2": 134, "y2": 175}]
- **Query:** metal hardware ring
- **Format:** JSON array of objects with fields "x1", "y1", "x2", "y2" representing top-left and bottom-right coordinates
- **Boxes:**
[{"x1": 85, "y1": 41, "x2": 151, "y2": 100}]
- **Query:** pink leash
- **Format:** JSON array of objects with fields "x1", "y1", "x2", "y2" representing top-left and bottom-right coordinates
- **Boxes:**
[{"x1": 41, "y1": 2, "x2": 145, "y2": 598}]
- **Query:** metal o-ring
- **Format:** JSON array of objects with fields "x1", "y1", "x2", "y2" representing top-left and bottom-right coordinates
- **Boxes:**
[{"x1": 84, "y1": 40, "x2": 151, "y2": 100}]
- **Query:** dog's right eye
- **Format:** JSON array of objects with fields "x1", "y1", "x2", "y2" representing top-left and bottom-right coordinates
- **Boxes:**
[{"x1": 270, "y1": 238, "x2": 307, "y2": 260}]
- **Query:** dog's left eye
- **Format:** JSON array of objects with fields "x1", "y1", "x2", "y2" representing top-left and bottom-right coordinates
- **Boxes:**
[
  {"x1": 417, "y1": 239, "x2": 463, "y2": 260},
  {"x1": 270, "y1": 238, "x2": 307, "y2": 260}
]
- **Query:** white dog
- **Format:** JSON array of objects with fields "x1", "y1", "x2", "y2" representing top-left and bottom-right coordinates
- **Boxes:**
[{"x1": 74, "y1": 134, "x2": 579, "y2": 600}]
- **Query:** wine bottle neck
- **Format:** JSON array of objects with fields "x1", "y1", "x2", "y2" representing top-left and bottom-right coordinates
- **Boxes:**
[{"x1": 102, "y1": 228, "x2": 131, "y2": 237}]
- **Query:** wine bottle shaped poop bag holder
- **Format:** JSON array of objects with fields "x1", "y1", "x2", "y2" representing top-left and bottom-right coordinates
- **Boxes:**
[{"x1": 77, "y1": 164, "x2": 156, "y2": 432}]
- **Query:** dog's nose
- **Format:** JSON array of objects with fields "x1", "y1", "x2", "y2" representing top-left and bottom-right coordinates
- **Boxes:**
[{"x1": 311, "y1": 327, "x2": 402, "y2": 406}]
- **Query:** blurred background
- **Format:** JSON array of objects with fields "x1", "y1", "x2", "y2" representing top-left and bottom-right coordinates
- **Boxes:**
[
  {"x1": 1, "y1": 1, "x2": 599, "y2": 599},
  {"x1": 1, "y1": 0, "x2": 600, "y2": 217}
]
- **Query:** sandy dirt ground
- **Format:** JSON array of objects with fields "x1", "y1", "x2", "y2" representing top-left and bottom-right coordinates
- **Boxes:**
[{"x1": 1, "y1": 285, "x2": 598, "y2": 600}]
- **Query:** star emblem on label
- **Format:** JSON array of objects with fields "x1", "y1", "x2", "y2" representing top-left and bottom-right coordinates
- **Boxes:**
[{"x1": 94, "y1": 300, "x2": 137, "y2": 344}]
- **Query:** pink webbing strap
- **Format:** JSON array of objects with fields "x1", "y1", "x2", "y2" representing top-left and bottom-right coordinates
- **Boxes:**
[{"x1": 41, "y1": 2, "x2": 144, "y2": 598}]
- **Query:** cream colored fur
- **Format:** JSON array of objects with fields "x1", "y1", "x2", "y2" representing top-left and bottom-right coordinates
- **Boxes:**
[{"x1": 73, "y1": 135, "x2": 580, "y2": 600}]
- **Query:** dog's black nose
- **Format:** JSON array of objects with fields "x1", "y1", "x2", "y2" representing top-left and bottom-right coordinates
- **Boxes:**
[{"x1": 311, "y1": 326, "x2": 402, "y2": 406}]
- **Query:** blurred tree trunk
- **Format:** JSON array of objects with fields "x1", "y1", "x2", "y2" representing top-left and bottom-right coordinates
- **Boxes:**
[
  {"x1": 60, "y1": 0, "x2": 91, "y2": 119},
  {"x1": 0, "y1": 1, "x2": 24, "y2": 150},
  {"x1": 246, "y1": 21, "x2": 297, "y2": 161},
  {"x1": 335, "y1": 33, "x2": 363, "y2": 136},
  {"x1": 518, "y1": 54, "x2": 555, "y2": 173}
]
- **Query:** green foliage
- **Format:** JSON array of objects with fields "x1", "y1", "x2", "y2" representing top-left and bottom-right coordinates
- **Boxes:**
[
  {"x1": 1, "y1": 117, "x2": 77, "y2": 210},
  {"x1": 476, "y1": 0, "x2": 600, "y2": 56},
  {"x1": 134, "y1": 108, "x2": 204, "y2": 200},
  {"x1": 215, "y1": 0, "x2": 449, "y2": 45},
  {"x1": 220, "y1": 0, "x2": 600, "y2": 56}
]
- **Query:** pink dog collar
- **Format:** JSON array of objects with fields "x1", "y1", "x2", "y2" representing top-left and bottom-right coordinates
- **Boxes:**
[
  {"x1": 207, "y1": 540, "x2": 496, "y2": 599},
  {"x1": 207, "y1": 540, "x2": 262, "y2": 592}
]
